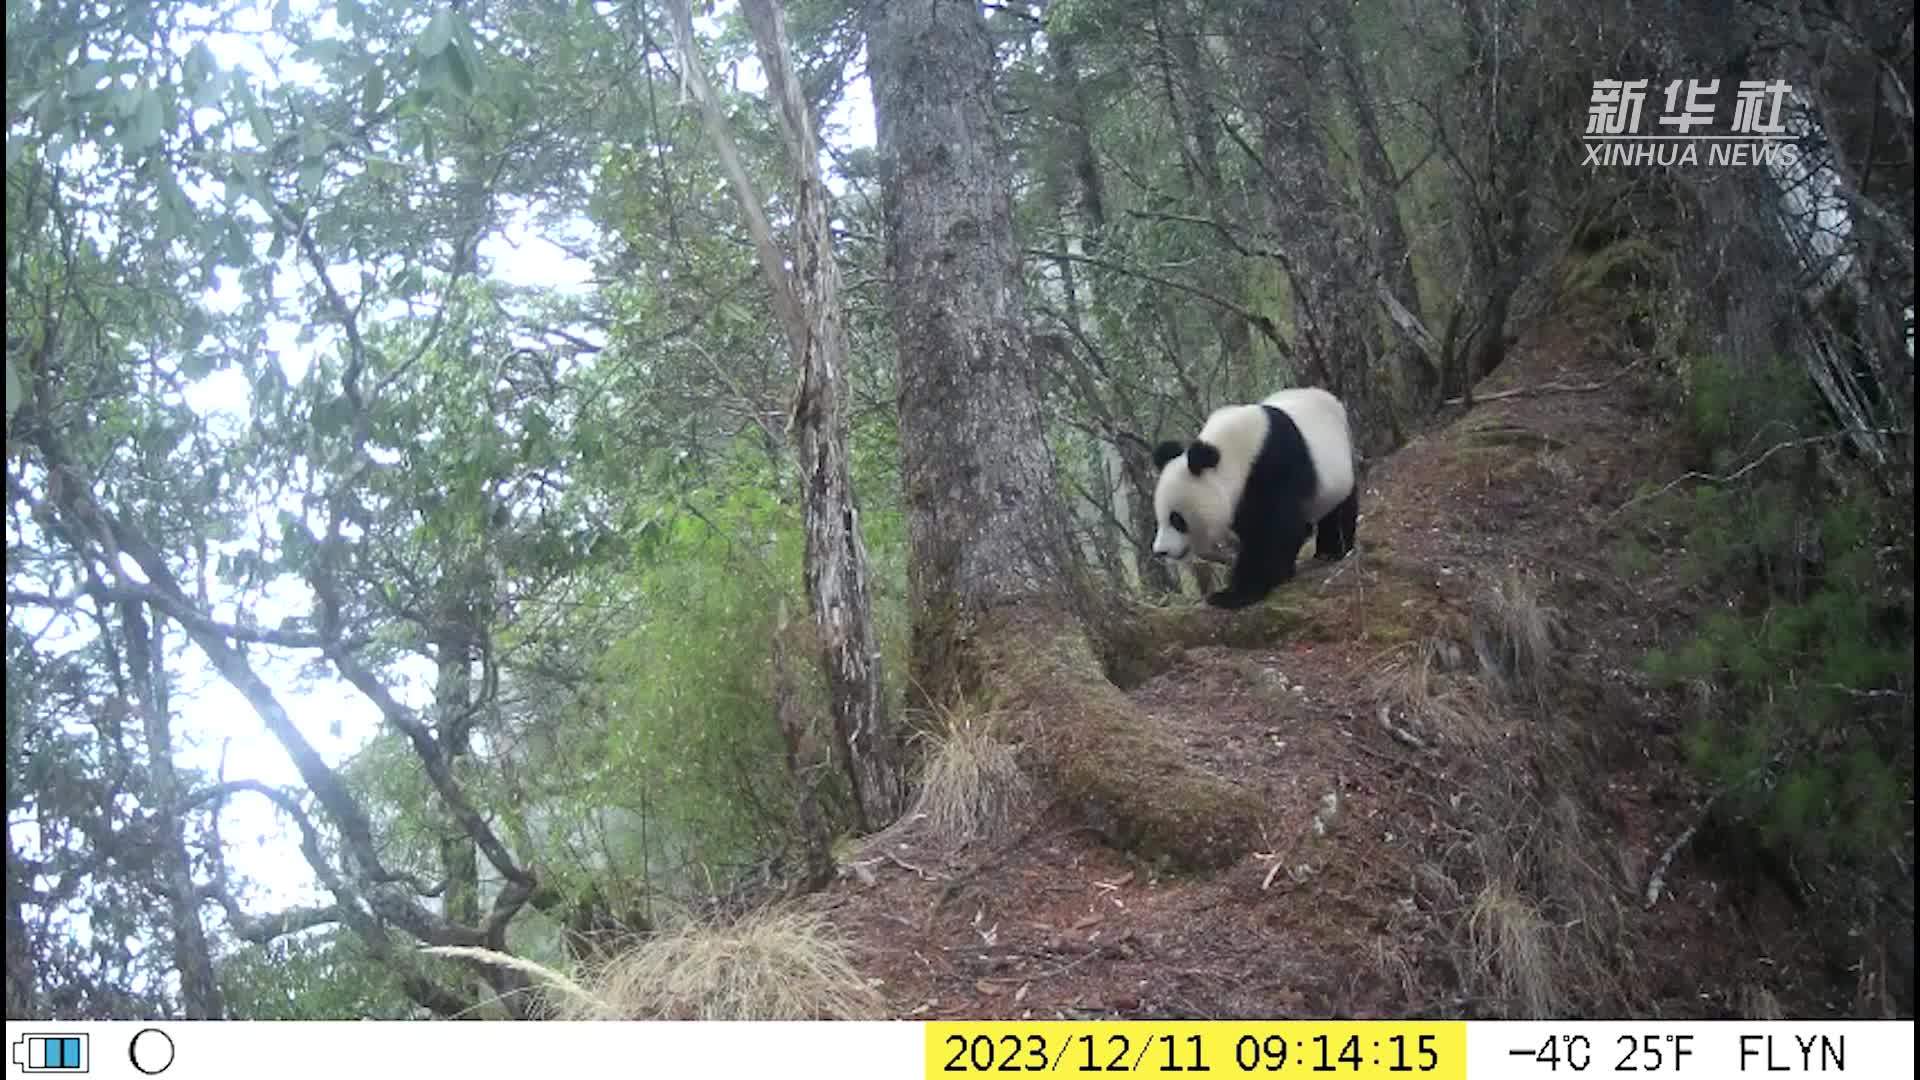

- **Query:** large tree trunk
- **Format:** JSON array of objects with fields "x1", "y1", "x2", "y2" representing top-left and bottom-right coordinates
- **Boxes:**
[
  {"x1": 670, "y1": 0, "x2": 906, "y2": 830},
  {"x1": 866, "y1": 0, "x2": 1261, "y2": 869}
]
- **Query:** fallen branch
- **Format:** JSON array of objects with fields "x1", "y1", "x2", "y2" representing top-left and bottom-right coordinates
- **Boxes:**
[
  {"x1": 1644, "y1": 794, "x2": 1716, "y2": 909},
  {"x1": 1443, "y1": 364, "x2": 1637, "y2": 406},
  {"x1": 1377, "y1": 703, "x2": 1429, "y2": 751}
]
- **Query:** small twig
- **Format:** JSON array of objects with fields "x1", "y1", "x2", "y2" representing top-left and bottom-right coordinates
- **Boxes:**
[
  {"x1": 885, "y1": 851, "x2": 945, "y2": 881},
  {"x1": 1317, "y1": 553, "x2": 1358, "y2": 592},
  {"x1": 1610, "y1": 428, "x2": 1911, "y2": 521}
]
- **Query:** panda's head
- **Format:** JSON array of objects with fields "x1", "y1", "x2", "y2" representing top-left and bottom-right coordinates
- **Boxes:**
[{"x1": 1151, "y1": 438, "x2": 1233, "y2": 561}]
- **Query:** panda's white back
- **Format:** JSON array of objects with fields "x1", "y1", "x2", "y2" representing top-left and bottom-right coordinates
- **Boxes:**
[{"x1": 1261, "y1": 388, "x2": 1355, "y2": 523}]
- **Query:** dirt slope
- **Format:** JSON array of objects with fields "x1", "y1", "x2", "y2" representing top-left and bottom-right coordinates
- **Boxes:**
[{"x1": 807, "y1": 312, "x2": 1852, "y2": 1020}]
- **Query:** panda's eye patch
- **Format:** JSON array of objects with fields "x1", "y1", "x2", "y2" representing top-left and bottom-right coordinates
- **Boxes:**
[{"x1": 1170, "y1": 511, "x2": 1188, "y2": 533}]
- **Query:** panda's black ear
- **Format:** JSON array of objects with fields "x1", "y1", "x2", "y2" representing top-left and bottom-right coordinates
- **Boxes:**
[
  {"x1": 1152, "y1": 441, "x2": 1185, "y2": 470},
  {"x1": 1186, "y1": 441, "x2": 1221, "y2": 474}
]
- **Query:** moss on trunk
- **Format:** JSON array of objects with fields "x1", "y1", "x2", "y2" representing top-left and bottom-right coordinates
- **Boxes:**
[{"x1": 968, "y1": 608, "x2": 1264, "y2": 870}]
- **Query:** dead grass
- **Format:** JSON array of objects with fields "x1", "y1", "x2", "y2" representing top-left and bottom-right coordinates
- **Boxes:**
[
  {"x1": 910, "y1": 698, "x2": 1033, "y2": 848},
  {"x1": 1470, "y1": 570, "x2": 1560, "y2": 705},
  {"x1": 1466, "y1": 882, "x2": 1563, "y2": 1018},
  {"x1": 559, "y1": 907, "x2": 880, "y2": 1020},
  {"x1": 1369, "y1": 637, "x2": 1501, "y2": 749}
]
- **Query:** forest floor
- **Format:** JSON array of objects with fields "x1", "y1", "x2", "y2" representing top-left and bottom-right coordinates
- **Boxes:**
[{"x1": 804, "y1": 309, "x2": 1860, "y2": 1021}]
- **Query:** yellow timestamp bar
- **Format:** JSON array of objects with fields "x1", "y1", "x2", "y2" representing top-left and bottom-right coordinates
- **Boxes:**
[{"x1": 927, "y1": 1022, "x2": 1466, "y2": 1078}]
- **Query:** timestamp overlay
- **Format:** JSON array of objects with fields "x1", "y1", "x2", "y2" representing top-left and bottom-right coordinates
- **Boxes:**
[
  {"x1": 925, "y1": 1021, "x2": 1914, "y2": 1080},
  {"x1": 927, "y1": 1022, "x2": 1465, "y2": 1078}
]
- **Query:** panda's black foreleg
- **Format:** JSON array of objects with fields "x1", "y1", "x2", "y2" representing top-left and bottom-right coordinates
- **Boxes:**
[
  {"x1": 1207, "y1": 554, "x2": 1293, "y2": 609},
  {"x1": 1207, "y1": 507, "x2": 1301, "y2": 609},
  {"x1": 1314, "y1": 487, "x2": 1360, "y2": 561}
]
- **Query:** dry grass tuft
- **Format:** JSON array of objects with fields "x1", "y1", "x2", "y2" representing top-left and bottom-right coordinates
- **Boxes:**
[
  {"x1": 562, "y1": 907, "x2": 880, "y2": 1020},
  {"x1": 1471, "y1": 570, "x2": 1559, "y2": 705},
  {"x1": 1466, "y1": 882, "x2": 1563, "y2": 1019},
  {"x1": 910, "y1": 698, "x2": 1034, "y2": 849},
  {"x1": 1369, "y1": 638, "x2": 1501, "y2": 749},
  {"x1": 418, "y1": 945, "x2": 600, "y2": 1018}
]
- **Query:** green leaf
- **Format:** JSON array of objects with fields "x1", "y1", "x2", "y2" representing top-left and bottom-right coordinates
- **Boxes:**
[
  {"x1": 298, "y1": 159, "x2": 326, "y2": 195},
  {"x1": 180, "y1": 352, "x2": 217, "y2": 379},
  {"x1": 361, "y1": 65, "x2": 386, "y2": 117},
  {"x1": 419, "y1": 11, "x2": 455, "y2": 57},
  {"x1": 444, "y1": 45, "x2": 474, "y2": 97},
  {"x1": 191, "y1": 67, "x2": 230, "y2": 109},
  {"x1": 246, "y1": 99, "x2": 274, "y2": 147},
  {"x1": 295, "y1": 39, "x2": 347, "y2": 66},
  {"x1": 127, "y1": 89, "x2": 164, "y2": 150}
]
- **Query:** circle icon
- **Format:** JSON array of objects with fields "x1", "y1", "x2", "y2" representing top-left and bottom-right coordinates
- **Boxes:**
[{"x1": 129, "y1": 1028, "x2": 174, "y2": 1075}]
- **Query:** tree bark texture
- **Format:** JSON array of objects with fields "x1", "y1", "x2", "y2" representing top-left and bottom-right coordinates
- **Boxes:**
[
  {"x1": 672, "y1": 0, "x2": 906, "y2": 829},
  {"x1": 866, "y1": 0, "x2": 1081, "y2": 667},
  {"x1": 122, "y1": 604, "x2": 225, "y2": 1019},
  {"x1": 1326, "y1": 0, "x2": 1438, "y2": 422},
  {"x1": 866, "y1": 0, "x2": 1261, "y2": 869},
  {"x1": 1249, "y1": 1, "x2": 1390, "y2": 456}
]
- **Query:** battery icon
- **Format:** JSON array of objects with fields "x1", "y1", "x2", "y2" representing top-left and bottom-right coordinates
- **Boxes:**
[{"x1": 9, "y1": 1033, "x2": 89, "y2": 1073}]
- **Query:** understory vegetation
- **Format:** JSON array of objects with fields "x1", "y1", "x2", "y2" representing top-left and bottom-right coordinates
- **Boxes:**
[{"x1": 6, "y1": 0, "x2": 1909, "y2": 1020}]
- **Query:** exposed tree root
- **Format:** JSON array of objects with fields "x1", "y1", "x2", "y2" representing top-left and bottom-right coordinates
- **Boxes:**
[{"x1": 970, "y1": 608, "x2": 1264, "y2": 870}]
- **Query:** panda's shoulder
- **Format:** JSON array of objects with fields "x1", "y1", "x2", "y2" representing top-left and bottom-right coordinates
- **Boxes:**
[{"x1": 1258, "y1": 387, "x2": 1343, "y2": 419}]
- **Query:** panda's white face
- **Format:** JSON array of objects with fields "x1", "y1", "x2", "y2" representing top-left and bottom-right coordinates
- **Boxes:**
[
  {"x1": 1152, "y1": 456, "x2": 1233, "y2": 561},
  {"x1": 1152, "y1": 403, "x2": 1269, "y2": 562}
]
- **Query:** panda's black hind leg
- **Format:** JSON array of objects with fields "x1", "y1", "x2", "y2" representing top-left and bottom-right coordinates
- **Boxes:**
[{"x1": 1314, "y1": 487, "x2": 1359, "y2": 561}]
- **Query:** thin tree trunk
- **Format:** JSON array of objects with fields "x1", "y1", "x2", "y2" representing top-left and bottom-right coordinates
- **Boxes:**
[
  {"x1": 671, "y1": 0, "x2": 905, "y2": 829},
  {"x1": 1042, "y1": 22, "x2": 1161, "y2": 594},
  {"x1": 867, "y1": 0, "x2": 1261, "y2": 869},
  {"x1": 431, "y1": 603, "x2": 480, "y2": 970},
  {"x1": 1247, "y1": 1, "x2": 1388, "y2": 455},
  {"x1": 5, "y1": 836, "x2": 35, "y2": 1018},
  {"x1": 1156, "y1": 1, "x2": 1258, "y2": 380},
  {"x1": 122, "y1": 604, "x2": 224, "y2": 1019},
  {"x1": 1327, "y1": 0, "x2": 1438, "y2": 420}
]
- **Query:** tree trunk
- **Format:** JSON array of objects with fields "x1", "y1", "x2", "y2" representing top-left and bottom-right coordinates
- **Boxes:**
[
  {"x1": 1248, "y1": 1, "x2": 1389, "y2": 456},
  {"x1": 671, "y1": 0, "x2": 906, "y2": 830},
  {"x1": 867, "y1": 0, "x2": 1261, "y2": 869},
  {"x1": 1327, "y1": 0, "x2": 1438, "y2": 421},
  {"x1": 431, "y1": 604, "x2": 481, "y2": 943},
  {"x1": 122, "y1": 604, "x2": 224, "y2": 1019},
  {"x1": 1041, "y1": 23, "x2": 1162, "y2": 595},
  {"x1": 4, "y1": 836, "x2": 35, "y2": 1018},
  {"x1": 1156, "y1": 1, "x2": 1258, "y2": 379}
]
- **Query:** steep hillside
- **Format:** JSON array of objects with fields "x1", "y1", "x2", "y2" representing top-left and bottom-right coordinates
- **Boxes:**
[{"x1": 808, "y1": 310, "x2": 1868, "y2": 1021}]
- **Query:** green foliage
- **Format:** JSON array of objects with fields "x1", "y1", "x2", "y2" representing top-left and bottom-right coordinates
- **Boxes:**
[
  {"x1": 217, "y1": 931, "x2": 414, "y2": 1020},
  {"x1": 1635, "y1": 352, "x2": 1913, "y2": 863},
  {"x1": 556, "y1": 441, "x2": 850, "y2": 887}
]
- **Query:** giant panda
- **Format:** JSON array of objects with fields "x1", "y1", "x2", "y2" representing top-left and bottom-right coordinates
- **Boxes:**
[{"x1": 1151, "y1": 387, "x2": 1358, "y2": 610}]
